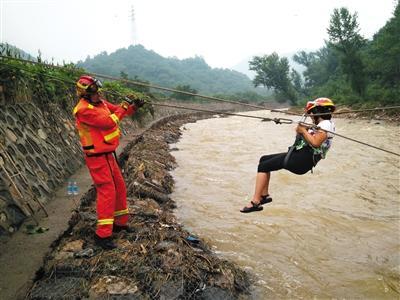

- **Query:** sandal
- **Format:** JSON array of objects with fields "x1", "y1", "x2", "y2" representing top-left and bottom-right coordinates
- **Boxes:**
[
  {"x1": 240, "y1": 201, "x2": 263, "y2": 213},
  {"x1": 260, "y1": 194, "x2": 273, "y2": 205}
]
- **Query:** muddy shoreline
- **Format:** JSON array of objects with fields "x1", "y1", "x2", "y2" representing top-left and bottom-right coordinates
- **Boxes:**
[{"x1": 27, "y1": 113, "x2": 251, "y2": 299}]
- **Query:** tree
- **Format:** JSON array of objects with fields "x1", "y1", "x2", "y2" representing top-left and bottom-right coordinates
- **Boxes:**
[
  {"x1": 290, "y1": 68, "x2": 303, "y2": 95},
  {"x1": 294, "y1": 46, "x2": 340, "y2": 94},
  {"x1": 249, "y1": 52, "x2": 298, "y2": 104},
  {"x1": 293, "y1": 51, "x2": 315, "y2": 68},
  {"x1": 327, "y1": 7, "x2": 366, "y2": 96},
  {"x1": 118, "y1": 71, "x2": 150, "y2": 93},
  {"x1": 78, "y1": 44, "x2": 260, "y2": 95},
  {"x1": 367, "y1": 2, "x2": 400, "y2": 86},
  {"x1": 171, "y1": 84, "x2": 198, "y2": 101}
]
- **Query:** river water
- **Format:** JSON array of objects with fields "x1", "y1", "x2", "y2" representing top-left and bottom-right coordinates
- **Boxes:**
[{"x1": 170, "y1": 111, "x2": 400, "y2": 299}]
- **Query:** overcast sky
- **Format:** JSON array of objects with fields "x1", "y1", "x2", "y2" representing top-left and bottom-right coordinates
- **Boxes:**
[{"x1": 1, "y1": 0, "x2": 397, "y2": 69}]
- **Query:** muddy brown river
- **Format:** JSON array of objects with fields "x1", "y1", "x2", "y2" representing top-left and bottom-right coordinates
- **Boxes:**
[{"x1": 171, "y1": 111, "x2": 400, "y2": 299}]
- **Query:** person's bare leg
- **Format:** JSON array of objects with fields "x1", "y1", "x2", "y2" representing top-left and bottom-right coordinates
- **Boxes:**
[
  {"x1": 245, "y1": 172, "x2": 270, "y2": 208},
  {"x1": 261, "y1": 172, "x2": 270, "y2": 196}
]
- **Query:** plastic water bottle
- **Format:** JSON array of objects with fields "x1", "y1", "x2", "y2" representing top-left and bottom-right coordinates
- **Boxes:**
[
  {"x1": 72, "y1": 181, "x2": 79, "y2": 195},
  {"x1": 67, "y1": 181, "x2": 73, "y2": 196}
]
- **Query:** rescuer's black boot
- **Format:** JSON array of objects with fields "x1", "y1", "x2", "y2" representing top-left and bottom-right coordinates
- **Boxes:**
[
  {"x1": 94, "y1": 235, "x2": 117, "y2": 250},
  {"x1": 113, "y1": 225, "x2": 135, "y2": 233}
]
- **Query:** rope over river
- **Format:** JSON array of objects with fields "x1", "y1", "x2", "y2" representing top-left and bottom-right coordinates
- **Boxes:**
[{"x1": 171, "y1": 111, "x2": 400, "y2": 299}]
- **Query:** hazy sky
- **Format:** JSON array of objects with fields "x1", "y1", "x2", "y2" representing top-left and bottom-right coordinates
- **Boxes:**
[{"x1": 1, "y1": 0, "x2": 397, "y2": 68}]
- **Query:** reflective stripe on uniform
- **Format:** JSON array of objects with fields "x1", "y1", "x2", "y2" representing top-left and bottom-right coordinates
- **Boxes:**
[
  {"x1": 97, "y1": 218, "x2": 114, "y2": 225},
  {"x1": 110, "y1": 113, "x2": 120, "y2": 124},
  {"x1": 73, "y1": 102, "x2": 94, "y2": 115},
  {"x1": 104, "y1": 128, "x2": 120, "y2": 142},
  {"x1": 114, "y1": 208, "x2": 129, "y2": 217}
]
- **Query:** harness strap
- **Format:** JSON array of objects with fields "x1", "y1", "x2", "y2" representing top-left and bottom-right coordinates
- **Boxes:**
[{"x1": 283, "y1": 134, "x2": 301, "y2": 169}]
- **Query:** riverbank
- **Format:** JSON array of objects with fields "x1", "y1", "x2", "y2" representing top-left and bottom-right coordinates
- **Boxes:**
[{"x1": 26, "y1": 113, "x2": 250, "y2": 299}]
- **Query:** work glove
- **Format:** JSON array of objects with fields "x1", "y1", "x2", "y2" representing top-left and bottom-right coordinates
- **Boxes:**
[
  {"x1": 133, "y1": 97, "x2": 146, "y2": 108},
  {"x1": 120, "y1": 100, "x2": 130, "y2": 110},
  {"x1": 125, "y1": 93, "x2": 147, "y2": 108}
]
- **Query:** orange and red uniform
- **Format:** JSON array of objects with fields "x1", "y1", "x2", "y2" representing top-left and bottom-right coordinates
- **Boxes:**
[{"x1": 73, "y1": 97, "x2": 135, "y2": 238}]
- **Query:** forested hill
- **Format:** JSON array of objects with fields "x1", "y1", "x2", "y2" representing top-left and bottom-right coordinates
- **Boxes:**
[
  {"x1": 246, "y1": 3, "x2": 400, "y2": 107},
  {"x1": 77, "y1": 45, "x2": 259, "y2": 95}
]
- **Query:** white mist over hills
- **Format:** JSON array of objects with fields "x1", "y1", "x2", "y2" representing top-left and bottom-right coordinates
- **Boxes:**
[{"x1": 231, "y1": 51, "x2": 308, "y2": 79}]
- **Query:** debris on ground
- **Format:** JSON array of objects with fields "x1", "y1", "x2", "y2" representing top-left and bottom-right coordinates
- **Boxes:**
[
  {"x1": 27, "y1": 114, "x2": 251, "y2": 299},
  {"x1": 25, "y1": 225, "x2": 49, "y2": 235}
]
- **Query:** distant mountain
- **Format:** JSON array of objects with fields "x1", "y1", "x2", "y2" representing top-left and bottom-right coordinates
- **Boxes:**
[
  {"x1": 231, "y1": 51, "x2": 308, "y2": 79},
  {"x1": 0, "y1": 43, "x2": 34, "y2": 59},
  {"x1": 231, "y1": 58, "x2": 256, "y2": 79},
  {"x1": 78, "y1": 45, "x2": 264, "y2": 95}
]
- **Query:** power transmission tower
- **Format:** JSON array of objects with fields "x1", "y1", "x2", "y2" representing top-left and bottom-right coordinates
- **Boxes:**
[{"x1": 130, "y1": 6, "x2": 138, "y2": 46}]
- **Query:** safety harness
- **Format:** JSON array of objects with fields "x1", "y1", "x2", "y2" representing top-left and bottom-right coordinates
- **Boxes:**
[{"x1": 283, "y1": 120, "x2": 333, "y2": 171}]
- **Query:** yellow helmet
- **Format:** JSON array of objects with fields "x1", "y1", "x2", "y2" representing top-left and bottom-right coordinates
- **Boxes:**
[
  {"x1": 305, "y1": 97, "x2": 335, "y2": 114},
  {"x1": 76, "y1": 75, "x2": 102, "y2": 96}
]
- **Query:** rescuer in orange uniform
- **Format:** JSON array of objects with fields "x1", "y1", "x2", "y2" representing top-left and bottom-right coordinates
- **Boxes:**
[{"x1": 73, "y1": 75, "x2": 144, "y2": 250}]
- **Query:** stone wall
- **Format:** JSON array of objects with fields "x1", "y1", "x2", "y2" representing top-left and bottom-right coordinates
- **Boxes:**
[{"x1": 0, "y1": 93, "x2": 84, "y2": 239}]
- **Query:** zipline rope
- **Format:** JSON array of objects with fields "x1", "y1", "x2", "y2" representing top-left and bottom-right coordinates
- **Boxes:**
[
  {"x1": 0, "y1": 55, "x2": 301, "y2": 116},
  {"x1": 104, "y1": 88, "x2": 400, "y2": 157},
  {"x1": 1, "y1": 57, "x2": 399, "y2": 157},
  {"x1": 3, "y1": 55, "x2": 400, "y2": 117},
  {"x1": 129, "y1": 100, "x2": 293, "y2": 124},
  {"x1": 0, "y1": 60, "x2": 292, "y2": 124},
  {"x1": 299, "y1": 121, "x2": 400, "y2": 157}
]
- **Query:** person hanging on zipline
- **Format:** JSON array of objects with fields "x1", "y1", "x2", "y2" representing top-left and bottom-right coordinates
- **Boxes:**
[
  {"x1": 73, "y1": 75, "x2": 145, "y2": 249},
  {"x1": 240, "y1": 98, "x2": 336, "y2": 213}
]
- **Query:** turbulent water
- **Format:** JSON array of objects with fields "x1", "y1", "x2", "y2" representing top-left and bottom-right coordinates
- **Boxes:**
[{"x1": 170, "y1": 111, "x2": 400, "y2": 299}]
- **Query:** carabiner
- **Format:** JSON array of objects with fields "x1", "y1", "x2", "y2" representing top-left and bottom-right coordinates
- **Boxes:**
[{"x1": 274, "y1": 118, "x2": 293, "y2": 124}]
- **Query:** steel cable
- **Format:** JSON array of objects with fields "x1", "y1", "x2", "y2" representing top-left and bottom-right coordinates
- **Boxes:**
[
  {"x1": 0, "y1": 57, "x2": 399, "y2": 156},
  {"x1": 299, "y1": 121, "x2": 400, "y2": 157},
  {"x1": 2, "y1": 55, "x2": 400, "y2": 117}
]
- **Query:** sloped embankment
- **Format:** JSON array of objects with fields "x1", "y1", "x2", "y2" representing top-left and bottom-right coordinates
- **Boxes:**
[{"x1": 28, "y1": 113, "x2": 250, "y2": 299}]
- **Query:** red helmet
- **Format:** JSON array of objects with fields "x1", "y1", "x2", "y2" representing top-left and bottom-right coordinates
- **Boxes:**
[
  {"x1": 305, "y1": 97, "x2": 335, "y2": 114},
  {"x1": 76, "y1": 75, "x2": 102, "y2": 95}
]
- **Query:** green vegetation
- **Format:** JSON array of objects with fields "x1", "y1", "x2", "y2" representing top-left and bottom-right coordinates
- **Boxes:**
[
  {"x1": 77, "y1": 45, "x2": 267, "y2": 99},
  {"x1": 249, "y1": 53, "x2": 299, "y2": 105},
  {"x1": 171, "y1": 84, "x2": 198, "y2": 101},
  {"x1": 250, "y1": 2, "x2": 400, "y2": 108},
  {"x1": 327, "y1": 7, "x2": 366, "y2": 96},
  {"x1": 0, "y1": 43, "x2": 81, "y2": 110},
  {"x1": 0, "y1": 44, "x2": 153, "y2": 123},
  {"x1": 3, "y1": 2, "x2": 398, "y2": 110}
]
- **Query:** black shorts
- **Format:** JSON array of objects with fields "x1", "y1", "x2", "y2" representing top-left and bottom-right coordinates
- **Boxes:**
[{"x1": 257, "y1": 146, "x2": 321, "y2": 175}]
